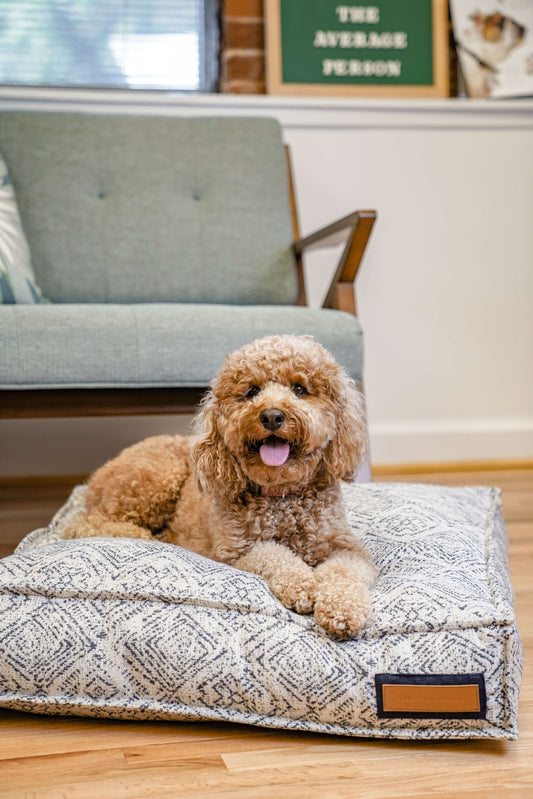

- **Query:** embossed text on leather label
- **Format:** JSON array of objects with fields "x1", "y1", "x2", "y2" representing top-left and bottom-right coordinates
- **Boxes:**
[{"x1": 375, "y1": 673, "x2": 487, "y2": 719}]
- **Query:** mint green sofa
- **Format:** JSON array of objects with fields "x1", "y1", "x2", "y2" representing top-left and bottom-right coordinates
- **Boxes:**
[{"x1": 0, "y1": 111, "x2": 375, "y2": 418}]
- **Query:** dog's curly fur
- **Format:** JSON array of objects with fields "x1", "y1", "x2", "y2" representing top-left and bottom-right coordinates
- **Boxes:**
[{"x1": 64, "y1": 335, "x2": 377, "y2": 638}]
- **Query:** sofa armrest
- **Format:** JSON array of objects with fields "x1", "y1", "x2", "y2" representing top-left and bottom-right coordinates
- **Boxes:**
[{"x1": 293, "y1": 210, "x2": 376, "y2": 315}]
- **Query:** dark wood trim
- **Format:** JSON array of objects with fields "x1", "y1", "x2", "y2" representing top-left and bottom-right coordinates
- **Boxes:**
[
  {"x1": 0, "y1": 474, "x2": 87, "y2": 490},
  {"x1": 285, "y1": 145, "x2": 306, "y2": 307},
  {"x1": 0, "y1": 388, "x2": 207, "y2": 419}
]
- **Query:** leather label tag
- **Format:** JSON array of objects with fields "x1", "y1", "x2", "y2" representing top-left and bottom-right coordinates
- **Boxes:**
[{"x1": 375, "y1": 673, "x2": 486, "y2": 719}]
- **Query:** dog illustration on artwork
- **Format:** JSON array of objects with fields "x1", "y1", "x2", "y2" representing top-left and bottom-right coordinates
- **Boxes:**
[{"x1": 459, "y1": 9, "x2": 527, "y2": 97}]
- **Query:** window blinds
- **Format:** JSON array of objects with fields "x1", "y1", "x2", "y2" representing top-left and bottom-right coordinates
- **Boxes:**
[{"x1": 0, "y1": 1, "x2": 218, "y2": 91}]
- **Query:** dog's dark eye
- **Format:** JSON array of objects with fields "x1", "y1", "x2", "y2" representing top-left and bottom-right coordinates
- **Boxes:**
[
  {"x1": 292, "y1": 383, "x2": 308, "y2": 397},
  {"x1": 244, "y1": 385, "x2": 261, "y2": 400}
]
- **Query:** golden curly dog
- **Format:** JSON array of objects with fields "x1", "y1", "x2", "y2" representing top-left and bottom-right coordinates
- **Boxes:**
[{"x1": 64, "y1": 335, "x2": 376, "y2": 639}]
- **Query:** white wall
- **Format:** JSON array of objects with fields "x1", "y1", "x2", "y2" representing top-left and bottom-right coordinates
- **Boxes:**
[
  {"x1": 0, "y1": 91, "x2": 532, "y2": 474},
  {"x1": 284, "y1": 100, "x2": 533, "y2": 464}
]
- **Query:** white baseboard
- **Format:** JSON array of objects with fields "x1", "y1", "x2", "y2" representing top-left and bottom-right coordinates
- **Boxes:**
[{"x1": 369, "y1": 417, "x2": 533, "y2": 465}]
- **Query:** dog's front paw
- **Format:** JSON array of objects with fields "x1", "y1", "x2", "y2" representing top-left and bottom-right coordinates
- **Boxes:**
[
  {"x1": 269, "y1": 569, "x2": 317, "y2": 615},
  {"x1": 234, "y1": 541, "x2": 317, "y2": 615},
  {"x1": 313, "y1": 583, "x2": 372, "y2": 640}
]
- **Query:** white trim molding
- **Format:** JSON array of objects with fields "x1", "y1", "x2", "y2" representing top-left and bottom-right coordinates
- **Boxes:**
[
  {"x1": 370, "y1": 418, "x2": 533, "y2": 465},
  {"x1": 0, "y1": 87, "x2": 532, "y2": 129}
]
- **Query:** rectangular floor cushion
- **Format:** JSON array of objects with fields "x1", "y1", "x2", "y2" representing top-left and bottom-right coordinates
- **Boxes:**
[{"x1": 0, "y1": 482, "x2": 522, "y2": 740}]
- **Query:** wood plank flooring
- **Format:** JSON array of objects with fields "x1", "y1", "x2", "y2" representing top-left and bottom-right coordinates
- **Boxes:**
[{"x1": 0, "y1": 465, "x2": 532, "y2": 798}]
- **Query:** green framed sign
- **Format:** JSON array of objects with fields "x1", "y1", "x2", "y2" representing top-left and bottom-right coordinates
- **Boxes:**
[{"x1": 266, "y1": 0, "x2": 449, "y2": 97}]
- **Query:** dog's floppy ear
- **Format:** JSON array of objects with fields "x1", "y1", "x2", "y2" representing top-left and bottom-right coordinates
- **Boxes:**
[
  {"x1": 322, "y1": 372, "x2": 367, "y2": 482},
  {"x1": 190, "y1": 392, "x2": 247, "y2": 501}
]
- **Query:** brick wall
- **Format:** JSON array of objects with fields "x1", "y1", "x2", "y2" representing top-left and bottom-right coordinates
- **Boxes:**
[{"x1": 220, "y1": 0, "x2": 266, "y2": 94}]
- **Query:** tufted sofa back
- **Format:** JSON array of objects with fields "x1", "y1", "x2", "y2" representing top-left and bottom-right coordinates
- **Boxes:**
[{"x1": 0, "y1": 112, "x2": 298, "y2": 305}]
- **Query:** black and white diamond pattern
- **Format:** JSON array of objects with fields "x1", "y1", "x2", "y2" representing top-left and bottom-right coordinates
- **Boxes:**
[{"x1": 0, "y1": 483, "x2": 522, "y2": 740}]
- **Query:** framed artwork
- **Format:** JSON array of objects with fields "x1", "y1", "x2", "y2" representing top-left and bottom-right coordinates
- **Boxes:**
[
  {"x1": 450, "y1": 0, "x2": 533, "y2": 98},
  {"x1": 265, "y1": 0, "x2": 450, "y2": 97}
]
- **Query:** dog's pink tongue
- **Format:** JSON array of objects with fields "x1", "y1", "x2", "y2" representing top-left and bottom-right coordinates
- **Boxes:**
[{"x1": 260, "y1": 439, "x2": 290, "y2": 467}]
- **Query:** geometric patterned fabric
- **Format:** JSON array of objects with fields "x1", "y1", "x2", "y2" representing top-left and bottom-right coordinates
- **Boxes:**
[{"x1": 0, "y1": 483, "x2": 522, "y2": 739}]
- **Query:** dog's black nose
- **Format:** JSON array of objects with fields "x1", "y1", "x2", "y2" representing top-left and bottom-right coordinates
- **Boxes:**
[{"x1": 260, "y1": 408, "x2": 285, "y2": 431}]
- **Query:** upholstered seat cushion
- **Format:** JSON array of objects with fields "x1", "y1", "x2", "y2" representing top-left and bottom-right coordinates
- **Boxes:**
[
  {"x1": 0, "y1": 483, "x2": 522, "y2": 740},
  {"x1": 0, "y1": 303, "x2": 364, "y2": 388}
]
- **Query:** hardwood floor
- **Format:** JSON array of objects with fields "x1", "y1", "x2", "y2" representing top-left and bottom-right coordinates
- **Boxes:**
[{"x1": 0, "y1": 465, "x2": 532, "y2": 798}]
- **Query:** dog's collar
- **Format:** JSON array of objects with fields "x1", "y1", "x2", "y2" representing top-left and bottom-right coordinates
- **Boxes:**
[
  {"x1": 260, "y1": 485, "x2": 292, "y2": 498},
  {"x1": 248, "y1": 482, "x2": 298, "y2": 499}
]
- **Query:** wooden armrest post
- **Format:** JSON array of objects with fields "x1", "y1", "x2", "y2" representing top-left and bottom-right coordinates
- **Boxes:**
[
  {"x1": 293, "y1": 210, "x2": 376, "y2": 316},
  {"x1": 321, "y1": 211, "x2": 376, "y2": 315},
  {"x1": 334, "y1": 282, "x2": 358, "y2": 315}
]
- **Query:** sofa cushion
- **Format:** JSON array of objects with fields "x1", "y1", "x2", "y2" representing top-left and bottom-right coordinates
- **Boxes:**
[
  {"x1": 0, "y1": 482, "x2": 522, "y2": 740},
  {"x1": 0, "y1": 303, "x2": 364, "y2": 388},
  {"x1": 0, "y1": 113, "x2": 298, "y2": 305},
  {"x1": 0, "y1": 149, "x2": 46, "y2": 304}
]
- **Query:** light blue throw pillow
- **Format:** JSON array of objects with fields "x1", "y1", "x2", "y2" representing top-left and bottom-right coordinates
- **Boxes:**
[{"x1": 0, "y1": 150, "x2": 46, "y2": 303}]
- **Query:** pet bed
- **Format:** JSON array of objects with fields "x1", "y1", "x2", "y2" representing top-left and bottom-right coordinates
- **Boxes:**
[{"x1": 0, "y1": 482, "x2": 522, "y2": 740}]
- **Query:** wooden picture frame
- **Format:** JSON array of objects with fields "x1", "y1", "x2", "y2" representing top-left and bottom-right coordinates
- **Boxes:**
[{"x1": 265, "y1": 0, "x2": 450, "y2": 98}]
